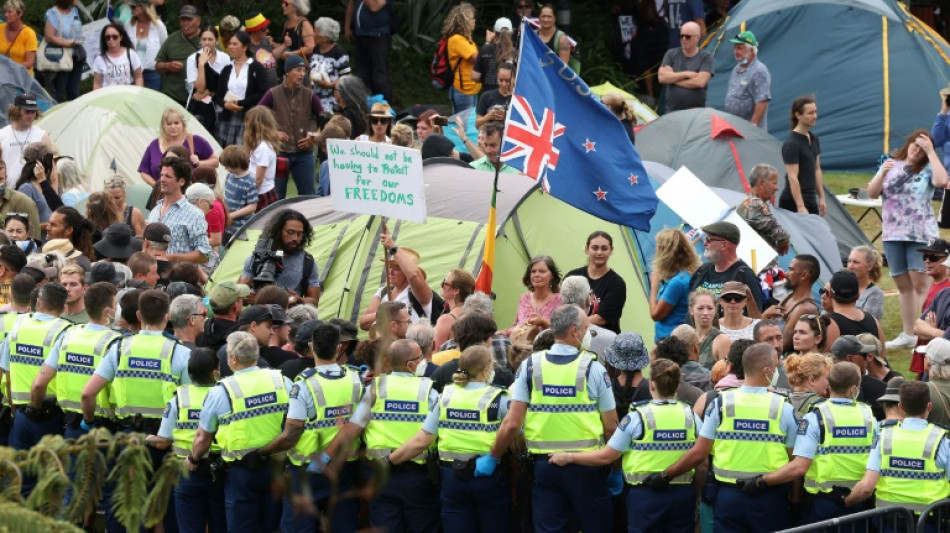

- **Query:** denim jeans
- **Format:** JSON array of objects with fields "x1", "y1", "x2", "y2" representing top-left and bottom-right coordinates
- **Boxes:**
[
  {"x1": 276, "y1": 150, "x2": 316, "y2": 198},
  {"x1": 52, "y1": 59, "x2": 83, "y2": 102},
  {"x1": 142, "y1": 69, "x2": 162, "y2": 91},
  {"x1": 450, "y1": 86, "x2": 478, "y2": 114}
]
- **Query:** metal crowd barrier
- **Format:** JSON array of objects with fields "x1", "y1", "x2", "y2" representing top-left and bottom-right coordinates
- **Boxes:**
[
  {"x1": 774, "y1": 506, "x2": 916, "y2": 533},
  {"x1": 916, "y1": 499, "x2": 950, "y2": 532}
]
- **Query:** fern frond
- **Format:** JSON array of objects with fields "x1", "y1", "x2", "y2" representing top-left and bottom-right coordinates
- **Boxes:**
[
  {"x1": 142, "y1": 452, "x2": 182, "y2": 528},
  {"x1": 64, "y1": 433, "x2": 107, "y2": 524},
  {"x1": 0, "y1": 501, "x2": 86, "y2": 532},
  {"x1": 106, "y1": 438, "x2": 152, "y2": 531},
  {"x1": 24, "y1": 462, "x2": 70, "y2": 518}
]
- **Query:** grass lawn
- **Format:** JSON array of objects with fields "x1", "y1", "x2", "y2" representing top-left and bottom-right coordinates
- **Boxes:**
[{"x1": 824, "y1": 172, "x2": 950, "y2": 378}]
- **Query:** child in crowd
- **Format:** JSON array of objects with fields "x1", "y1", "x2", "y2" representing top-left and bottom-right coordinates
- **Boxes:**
[
  {"x1": 221, "y1": 145, "x2": 258, "y2": 234},
  {"x1": 242, "y1": 106, "x2": 281, "y2": 211},
  {"x1": 316, "y1": 118, "x2": 351, "y2": 197}
]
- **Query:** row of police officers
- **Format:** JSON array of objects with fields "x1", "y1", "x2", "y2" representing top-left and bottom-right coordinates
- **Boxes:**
[{"x1": 2, "y1": 290, "x2": 950, "y2": 533}]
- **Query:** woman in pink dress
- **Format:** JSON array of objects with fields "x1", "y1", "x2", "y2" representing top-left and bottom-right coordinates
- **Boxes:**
[{"x1": 504, "y1": 255, "x2": 562, "y2": 338}]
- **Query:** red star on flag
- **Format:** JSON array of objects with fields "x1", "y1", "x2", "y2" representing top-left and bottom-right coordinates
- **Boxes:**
[
  {"x1": 628, "y1": 173, "x2": 639, "y2": 185},
  {"x1": 593, "y1": 187, "x2": 607, "y2": 201},
  {"x1": 583, "y1": 138, "x2": 596, "y2": 153}
]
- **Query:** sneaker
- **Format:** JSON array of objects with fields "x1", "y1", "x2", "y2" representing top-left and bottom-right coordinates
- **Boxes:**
[{"x1": 885, "y1": 332, "x2": 918, "y2": 349}]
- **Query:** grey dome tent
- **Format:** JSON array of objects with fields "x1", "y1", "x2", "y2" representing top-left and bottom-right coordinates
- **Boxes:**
[
  {"x1": 635, "y1": 108, "x2": 870, "y2": 261},
  {"x1": 702, "y1": 0, "x2": 950, "y2": 171},
  {"x1": 0, "y1": 55, "x2": 55, "y2": 128}
]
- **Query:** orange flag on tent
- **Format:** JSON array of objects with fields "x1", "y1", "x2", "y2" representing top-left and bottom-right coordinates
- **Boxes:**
[{"x1": 474, "y1": 182, "x2": 497, "y2": 294}]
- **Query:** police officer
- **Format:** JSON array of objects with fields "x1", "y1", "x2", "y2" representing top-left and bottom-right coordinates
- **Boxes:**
[
  {"x1": 549, "y1": 358, "x2": 697, "y2": 532},
  {"x1": 654, "y1": 343, "x2": 798, "y2": 532},
  {"x1": 738, "y1": 361, "x2": 877, "y2": 524},
  {"x1": 270, "y1": 321, "x2": 364, "y2": 533},
  {"x1": 145, "y1": 348, "x2": 225, "y2": 533},
  {"x1": 325, "y1": 338, "x2": 442, "y2": 533},
  {"x1": 488, "y1": 304, "x2": 619, "y2": 533},
  {"x1": 31, "y1": 282, "x2": 121, "y2": 439},
  {"x1": 846, "y1": 381, "x2": 950, "y2": 532},
  {"x1": 382, "y1": 344, "x2": 512, "y2": 532},
  {"x1": 0, "y1": 283, "x2": 72, "y2": 449},
  {"x1": 191, "y1": 331, "x2": 293, "y2": 533},
  {"x1": 0, "y1": 272, "x2": 36, "y2": 446},
  {"x1": 81, "y1": 289, "x2": 192, "y2": 435}
]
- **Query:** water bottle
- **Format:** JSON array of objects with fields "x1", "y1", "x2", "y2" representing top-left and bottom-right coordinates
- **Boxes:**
[{"x1": 72, "y1": 19, "x2": 84, "y2": 45}]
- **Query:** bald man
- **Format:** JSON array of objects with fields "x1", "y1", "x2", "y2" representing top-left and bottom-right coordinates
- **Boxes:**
[{"x1": 658, "y1": 21, "x2": 714, "y2": 112}]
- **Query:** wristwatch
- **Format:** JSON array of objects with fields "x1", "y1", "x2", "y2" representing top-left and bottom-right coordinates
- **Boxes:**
[{"x1": 388, "y1": 246, "x2": 399, "y2": 259}]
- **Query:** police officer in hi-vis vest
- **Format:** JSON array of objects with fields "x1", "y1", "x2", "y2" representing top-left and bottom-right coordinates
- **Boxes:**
[
  {"x1": 266, "y1": 321, "x2": 364, "y2": 533},
  {"x1": 846, "y1": 380, "x2": 950, "y2": 533},
  {"x1": 0, "y1": 271, "x2": 34, "y2": 446},
  {"x1": 654, "y1": 343, "x2": 798, "y2": 532},
  {"x1": 738, "y1": 361, "x2": 877, "y2": 524},
  {"x1": 325, "y1": 338, "x2": 442, "y2": 533},
  {"x1": 31, "y1": 283, "x2": 120, "y2": 439},
  {"x1": 191, "y1": 331, "x2": 293, "y2": 533},
  {"x1": 145, "y1": 348, "x2": 226, "y2": 533},
  {"x1": 0, "y1": 283, "x2": 72, "y2": 450},
  {"x1": 385, "y1": 344, "x2": 512, "y2": 533},
  {"x1": 549, "y1": 358, "x2": 698, "y2": 533},
  {"x1": 488, "y1": 304, "x2": 619, "y2": 533}
]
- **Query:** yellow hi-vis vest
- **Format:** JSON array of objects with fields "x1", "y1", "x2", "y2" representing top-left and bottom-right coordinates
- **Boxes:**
[
  {"x1": 712, "y1": 389, "x2": 790, "y2": 483},
  {"x1": 172, "y1": 384, "x2": 220, "y2": 458},
  {"x1": 876, "y1": 421, "x2": 950, "y2": 512},
  {"x1": 623, "y1": 400, "x2": 697, "y2": 485},
  {"x1": 112, "y1": 334, "x2": 179, "y2": 419},
  {"x1": 524, "y1": 351, "x2": 603, "y2": 454},
  {"x1": 363, "y1": 374, "x2": 433, "y2": 465},
  {"x1": 437, "y1": 384, "x2": 504, "y2": 461},
  {"x1": 8, "y1": 314, "x2": 71, "y2": 404},
  {"x1": 0, "y1": 312, "x2": 23, "y2": 401},
  {"x1": 288, "y1": 367, "x2": 363, "y2": 466},
  {"x1": 54, "y1": 325, "x2": 121, "y2": 417},
  {"x1": 803, "y1": 400, "x2": 875, "y2": 494},
  {"x1": 217, "y1": 368, "x2": 289, "y2": 462}
]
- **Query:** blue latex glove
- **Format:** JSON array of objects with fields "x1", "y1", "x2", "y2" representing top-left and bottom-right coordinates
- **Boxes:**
[
  {"x1": 80, "y1": 419, "x2": 95, "y2": 431},
  {"x1": 607, "y1": 470, "x2": 623, "y2": 496},
  {"x1": 474, "y1": 454, "x2": 500, "y2": 477},
  {"x1": 306, "y1": 452, "x2": 332, "y2": 474}
]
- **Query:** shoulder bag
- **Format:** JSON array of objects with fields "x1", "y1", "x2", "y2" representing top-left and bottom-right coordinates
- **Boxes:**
[{"x1": 37, "y1": 12, "x2": 73, "y2": 72}]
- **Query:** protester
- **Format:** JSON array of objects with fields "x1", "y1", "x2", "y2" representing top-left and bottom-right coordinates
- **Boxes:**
[
  {"x1": 146, "y1": 157, "x2": 211, "y2": 265},
  {"x1": 472, "y1": 18, "x2": 515, "y2": 95},
  {"x1": 92, "y1": 23, "x2": 143, "y2": 90},
  {"x1": 658, "y1": 21, "x2": 713, "y2": 112},
  {"x1": 433, "y1": 268, "x2": 475, "y2": 348},
  {"x1": 102, "y1": 175, "x2": 146, "y2": 236},
  {"x1": 215, "y1": 31, "x2": 270, "y2": 147},
  {"x1": 3, "y1": 213, "x2": 38, "y2": 255},
  {"x1": 443, "y1": 3, "x2": 481, "y2": 113},
  {"x1": 0, "y1": 0, "x2": 36, "y2": 74},
  {"x1": 0, "y1": 94, "x2": 51, "y2": 189},
  {"x1": 360, "y1": 103, "x2": 393, "y2": 143},
  {"x1": 848, "y1": 245, "x2": 884, "y2": 320},
  {"x1": 48, "y1": 206, "x2": 95, "y2": 268},
  {"x1": 600, "y1": 92, "x2": 637, "y2": 145},
  {"x1": 785, "y1": 352, "x2": 831, "y2": 419},
  {"x1": 138, "y1": 107, "x2": 218, "y2": 206},
  {"x1": 648, "y1": 228, "x2": 699, "y2": 340},
  {"x1": 310, "y1": 17, "x2": 350, "y2": 113},
  {"x1": 689, "y1": 221, "x2": 764, "y2": 312},
  {"x1": 792, "y1": 314, "x2": 830, "y2": 356},
  {"x1": 823, "y1": 270, "x2": 885, "y2": 349},
  {"x1": 237, "y1": 209, "x2": 320, "y2": 305},
  {"x1": 244, "y1": 12, "x2": 279, "y2": 88},
  {"x1": 185, "y1": 25, "x2": 230, "y2": 133},
  {"x1": 911, "y1": 239, "x2": 950, "y2": 376},
  {"x1": 124, "y1": 0, "x2": 166, "y2": 91},
  {"x1": 690, "y1": 289, "x2": 731, "y2": 368},
  {"x1": 334, "y1": 75, "x2": 369, "y2": 139},
  {"x1": 717, "y1": 281, "x2": 760, "y2": 341},
  {"x1": 779, "y1": 95, "x2": 825, "y2": 215},
  {"x1": 242, "y1": 106, "x2": 281, "y2": 211},
  {"x1": 535, "y1": 4, "x2": 571, "y2": 63},
  {"x1": 272, "y1": 0, "x2": 314, "y2": 73},
  {"x1": 220, "y1": 145, "x2": 258, "y2": 233},
  {"x1": 359, "y1": 235, "x2": 436, "y2": 329},
  {"x1": 724, "y1": 30, "x2": 770, "y2": 128},
  {"x1": 155, "y1": 5, "x2": 202, "y2": 107},
  {"x1": 16, "y1": 143, "x2": 61, "y2": 230},
  {"x1": 503, "y1": 255, "x2": 562, "y2": 338},
  {"x1": 736, "y1": 163, "x2": 790, "y2": 255},
  {"x1": 43, "y1": 0, "x2": 85, "y2": 102},
  {"x1": 345, "y1": 0, "x2": 393, "y2": 102},
  {"x1": 760, "y1": 254, "x2": 820, "y2": 353}
]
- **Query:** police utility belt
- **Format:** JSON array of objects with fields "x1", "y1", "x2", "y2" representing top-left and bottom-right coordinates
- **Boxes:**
[
  {"x1": 17, "y1": 399, "x2": 62, "y2": 421},
  {"x1": 118, "y1": 414, "x2": 161, "y2": 434}
]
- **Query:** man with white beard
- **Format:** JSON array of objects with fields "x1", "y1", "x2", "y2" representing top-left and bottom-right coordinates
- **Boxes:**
[{"x1": 688, "y1": 221, "x2": 764, "y2": 312}]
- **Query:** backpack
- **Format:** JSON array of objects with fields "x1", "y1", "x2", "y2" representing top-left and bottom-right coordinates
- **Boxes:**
[
  {"x1": 408, "y1": 288, "x2": 445, "y2": 323},
  {"x1": 430, "y1": 37, "x2": 460, "y2": 90}
]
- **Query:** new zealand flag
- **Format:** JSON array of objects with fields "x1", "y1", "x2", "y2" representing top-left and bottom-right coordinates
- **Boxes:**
[{"x1": 501, "y1": 24, "x2": 658, "y2": 231}]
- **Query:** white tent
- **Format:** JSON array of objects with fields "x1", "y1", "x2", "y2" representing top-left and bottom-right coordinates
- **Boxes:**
[{"x1": 37, "y1": 86, "x2": 226, "y2": 191}]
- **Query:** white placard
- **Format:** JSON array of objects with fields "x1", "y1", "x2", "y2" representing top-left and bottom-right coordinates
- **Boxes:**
[
  {"x1": 328, "y1": 140, "x2": 427, "y2": 223},
  {"x1": 657, "y1": 166, "x2": 777, "y2": 271}
]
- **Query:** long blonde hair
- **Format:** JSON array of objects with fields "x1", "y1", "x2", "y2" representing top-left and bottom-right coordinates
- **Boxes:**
[
  {"x1": 601, "y1": 92, "x2": 636, "y2": 123},
  {"x1": 242, "y1": 106, "x2": 282, "y2": 152},
  {"x1": 851, "y1": 245, "x2": 882, "y2": 283},
  {"x1": 452, "y1": 345, "x2": 493, "y2": 386},
  {"x1": 442, "y1": 2, "x2": 475, "y2": 39},
  {"x1": 159, "y1": 108, "x2": 189, "y2": 146},
  {"x1": 652, "y1": 228, "x2": 701, "y2": 282}
]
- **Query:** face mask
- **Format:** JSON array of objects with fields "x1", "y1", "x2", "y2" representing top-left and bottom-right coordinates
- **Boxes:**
[
  {"x1": 767, "y1": 368, "x2": 779, "y2": 387},
  {"x1": 737, "y1": 58, "x2": 749, "y2": 66},
  {"x1": 413, "y1": 360, "x2": 427, "y2": 377},
  {"x1": 15, "y1": 240, "x2": 31, "y2": 252},
  {"x1": 852, "y1": 386, "x2": 860, "y2": 402},
  {"x1": 581, "y1": 330, "x2": 593, "y2": 351},
  {"x1": 486, "y1": 369, "x2": 496, "y2": 384}
]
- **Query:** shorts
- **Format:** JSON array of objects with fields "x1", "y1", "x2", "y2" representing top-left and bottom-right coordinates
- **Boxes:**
[{"x1": 883, "y1": 240, "x2": 927, "y2": 276}]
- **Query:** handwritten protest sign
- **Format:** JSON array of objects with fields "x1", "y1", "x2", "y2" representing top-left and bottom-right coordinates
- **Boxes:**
[{"x1": 328, "y1": 140, "x2": 427, "y2": 223}]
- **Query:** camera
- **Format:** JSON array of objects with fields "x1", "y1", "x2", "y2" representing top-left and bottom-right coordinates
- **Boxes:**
[
  {"x1": 250, "y1": 238, "x2": 284, "y2": 290},
  {"x1": 431, "y1": 115, "x2": 449, "y2": 127}
]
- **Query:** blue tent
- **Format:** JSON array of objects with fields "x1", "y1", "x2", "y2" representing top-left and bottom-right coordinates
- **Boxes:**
[
  {"x1": 702, "y1": 0, "x2": 950, "y2": 171},
  {"x1": 0, "y1": 55, "x2": 55, "y2": 128}
]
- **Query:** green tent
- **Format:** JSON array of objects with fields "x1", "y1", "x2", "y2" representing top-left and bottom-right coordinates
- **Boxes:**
[
  {"x1": 589, "y1": 81, "x2": 659, "y2": 126},
  {"x1": 36, "y1": 86, "x2": 226, "y2": 192},
  {"x1": 210, "y1": 160, "x2": 654, "y2": 337}
]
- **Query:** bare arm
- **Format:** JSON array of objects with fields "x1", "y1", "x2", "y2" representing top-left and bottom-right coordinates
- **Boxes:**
[
  {"x1": 254, "y1": 165, "x2": 266, "y2": 189},
  {"x1": 762, "y1": 456, "x2": 812, "y2": 486},
  {"x1": 22, "y1": 51, "x2": 36, "y2": 71},
  {"x1": 549, "y1": 445, "x2": 622, "y2": 467},
  {"x1": 676, "y1": 71, "x2": 711, "y2": 89},
  {"x1": 433, "y1": 314, "x2": 454, "y2": 348},
  {"x1": 191, "y1": 426, "x2": 215, "y2": 459},
  {"x1": 140, "y1": 171, "x2": 156, "y2": 187},
  {"x1": 197, "y1": 153, "x2": 219, "y2": 169},
  {"x1": 489, "y1": 400, "x2": 527, "y2": 458},
  {"x1": 260, "y1": 418, "x2": 305, "y2": 455},
  {"x1": 93, "y1": 74, "x2": 103, "y2": 91},
  {"x1": 145, "y1": 435, "x2": 173, "y2": 450},
  {"x1": 81, "y1": 375, "x2": 109, "y2": 423},
  {"x1": 657, "y1": 66, "x2": 689, "y2": 84},
  {"x1": 713, "y1": 334, "x2": 732, "y2": 362},
  {"x1": 815, "y1": 155, "x2": 826, "y2": 216},
  {"x1": 208, "y1": 231, "x2": 222, "y2": 248},
  {"x1": 359, "y1": 295, "x2": 382, "y2": 331},
  {"x1": 131, "y1": 208, "x2": 146, "y2": 236},
  {"x1": 30, "y1": 365, "x2": 56, "y2": 409},
  {"x1": 344, "y1": 0, "x2": 356, "y2": 42},
  {"x1": 389, "y1": 429, "x2": 436, "y2": 464},
  {"x1": 750, "y1": 101, "x2": 769, "y2": 128},
  {"x1": 44, "y1": 21, "x2": 75, "y2": 47},
  {"x1": 663, "y1": 436, "x2": 714, "y2": 478},
  {"x1": 304, "y1": 286, "x2": 321, "y2": 307},
  {"x1": 557, "y1": 34, "x2": 571, "y2": 64},
  {"x1": 229, "y1": 203, "x2": 258, "y2": 221},
  {"x1": 845, "y1": 470, "x2": 880, "y2": 507},
  {"x1": 588, "y1": 314, "x2": 608, "y2": 326},
  {"x1": 785, "y1": 163, "x2": 808, "y2": 213},
  {"x1": 649, "y1": 271, "x2": 675, "y2": 321},
  {"x1": 915, "y1": 316, "x2": 943, "y2": 341},
  {"x1": 166, "y1": 250, "x2": 208, "y2": 264},
  {"x1": 133, "y1": 67, "x2": 144, "y2": 87},
  {"x1": 364, "y1": 0, "x2": 388, "y2": 12}
]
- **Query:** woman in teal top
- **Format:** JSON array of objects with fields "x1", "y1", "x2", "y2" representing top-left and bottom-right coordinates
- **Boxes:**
[{"x1": 649, "y1": 229, "x2": 701, "y2": 340}]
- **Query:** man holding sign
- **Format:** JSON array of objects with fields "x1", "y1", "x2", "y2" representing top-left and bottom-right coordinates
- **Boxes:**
[{"x1": 689, "y1": 221, "x2": 764, "y2": 313}]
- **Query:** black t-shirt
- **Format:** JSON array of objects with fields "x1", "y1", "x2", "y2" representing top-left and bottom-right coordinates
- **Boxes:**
[
  {"x1": 566, "y1": 267, "x2": 627, "y2": 333},
  {"x1": 430, "y1": 358, "x2": 514, "y2": 393},
  {"x1": 473, "y1": 42, "x2": 499, "y2": 93},
  {"x1": 476, "y1": 89, "x2": 511, "y2": 117},
  {"x1": 279, "y1": 357, "x2": 315, "y2": 380},
  {"x1": 689, "y1": 260, "x2": 765, "y2": 312},
  {"x1": 781, "y1": 131, "x2": 821, "y2": 194},
  {"x1": 828, "y1": 311, "x2": 880, "y2": 340},
  {"x1": 259, "y1": 346, "x2": 299, "y2": 369},
  {"x1": 860, "y1": 375, "x2": 887, "y2": 420}
]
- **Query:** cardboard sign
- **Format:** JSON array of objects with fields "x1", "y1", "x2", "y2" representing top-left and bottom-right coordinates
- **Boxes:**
[
  {"x1": 657, "y1": 166, "x2": 777, "y2": 271},
  {"x1": 328, "y1": 140, "x2": 427, "y2": 223}
]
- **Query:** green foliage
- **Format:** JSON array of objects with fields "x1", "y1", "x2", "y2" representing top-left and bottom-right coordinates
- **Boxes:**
[
  {"x1": 106, "y1": 436, "x2": 152, "y2": 531},
  {"x1": 0, "y1": 502, "x2": 85, "y2": 533},
  {"x1": 142, "y1": 452, "x2": 182, "y2": 528},
  {"x1": 64, "y1": 431, "x2": 107, "y2": 524}
]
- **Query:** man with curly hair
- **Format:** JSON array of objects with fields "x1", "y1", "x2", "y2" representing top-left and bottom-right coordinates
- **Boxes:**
[{"x1": 238, "y1": 209, "x2": 320, "y2": 305}]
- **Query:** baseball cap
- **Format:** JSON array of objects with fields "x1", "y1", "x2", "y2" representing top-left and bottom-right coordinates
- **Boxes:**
[
  {"x1": 729, "y1": 31, "x2": 758, "y2": 47},
  {"x1": 494, "y1": 17, "x2": 513, "y2": 33},
  {"x1": 238, "y1": 304, "x2": 283, "y2": 326},
  {"x1": 829, "y1": 335, "x2": 875, "y2": 360},
  {"x1": 915, "y1": 337, "x2": 950, "y2": 365},
  {"x1": 917, "y1": 238, "x2": 950, "y2": 256},
  {"x1": 328, "y1": 317, "x2": 359, "y2": 342},
  {"x1": 179, "y1": 5, "x2": 199, "y2": 19},
  {"x1": 830, "y1": 270, "x2": 860, "y2": 303},
  {"x1": 219, "y1": 15, "x2": 241, "y2": 33},
  {"x1": 209, "y1": 281, "x2": 250, "y2": 308},
  {"x1": 702, "y1": 221, "x2": 740, "y2": 245},
  {"x1": 143, "y1": 222, "x2": 172, "y2": 244},
  {"x1": 720, "y1": 281, "x2": 747, "y2": 297},
  {"x1": 14, "y1": 94, "x2": 38, "y2": 111},
  {"x1": 421, "y1": 135, "x2": 455, "y2": 160}
]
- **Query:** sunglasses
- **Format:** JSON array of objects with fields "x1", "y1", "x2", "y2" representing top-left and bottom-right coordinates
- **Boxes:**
[
  {"x1": 680, "y1": 34, "x2": 697, "y2": 40},
  {"x1": 720, "y1": 294, "x2": 746, "y2": 303},
  {"x1": 703, "y1": 237, "x2": 726, "y2": 245},
  {"x1": 105, "y1": 34, "x2": 121, "y2": 41},
  {"x1": 441, "y1": 281, "x2": 455, "y2": 289},
  {"x1": 5, "y1": 212, "x2": 28, "y2": 221},
  {"x1": 801, "y1": 314, "x2": 823, "y2": 337},
  {"x1": 370, "y1": 117, "x2": 391, "y2": 125},
  {"x1": 819, "y1": 287, "x2": 828, "y2": 296},
  {"x1": 923, "y1": 253, "x2": 947, "y2": 263}
]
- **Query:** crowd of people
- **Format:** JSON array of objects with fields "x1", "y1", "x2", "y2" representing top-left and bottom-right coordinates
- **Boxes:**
[{"x1": 3, "y1": 0, "x2": 950, "y2": 532}]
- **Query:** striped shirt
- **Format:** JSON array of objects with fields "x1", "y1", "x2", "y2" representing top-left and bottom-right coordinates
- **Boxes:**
[{"x1": 147, "y1": 196, "x2": 212, "y2": 257}]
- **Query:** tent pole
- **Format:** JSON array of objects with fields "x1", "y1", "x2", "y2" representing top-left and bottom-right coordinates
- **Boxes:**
[
  {"x1": 381, "y1": 218, "x2": 394, "y2": 302},
  {"x1": 334, "y1": 215, "x2": 376, "y2": 320}
]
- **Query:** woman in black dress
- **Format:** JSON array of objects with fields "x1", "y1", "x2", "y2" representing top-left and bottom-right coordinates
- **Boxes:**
[{"x1": 779, "y1": 95, "x2": 827, "y2": 216}]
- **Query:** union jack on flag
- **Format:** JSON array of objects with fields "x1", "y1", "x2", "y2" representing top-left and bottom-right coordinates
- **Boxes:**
[{"x1": 500, "y1": 23, "x2": 658, "y2": 231}]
